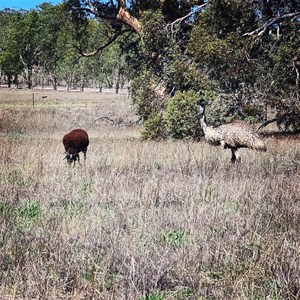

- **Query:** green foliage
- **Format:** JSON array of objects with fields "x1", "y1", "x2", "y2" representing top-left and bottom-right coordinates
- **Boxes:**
[
  {"x1": 165, "y1": 91, "x2": 201, "y2": 140},
  {"x1": 64, "y1": 200, "x2": 85, "y2": 217},
  {"x1": 266, "y1": 22, "x2": 300, "y2": 97},
  {"x1": 140, "y1": 10, "x2": 169, "y2": 59},
  {"x1": 188, "y1": 2, "x2": 257, "y2": 90},
  {"x1": 0, "y1": 202, "x2": 13, "y2": 218},
  {"x1": 205, "y1": 95, "x2": 238, "y2": 126},
  {"x1": 141, "y1": 112, "x2": 167, "y2": 140},
  {"x1": 157, "y1": 228, "x2": 186, "y2": 248},
  {"x1": 0, "y1": 10, "x2": 23, "y2": 82},
  {"x1": 276, "y1": 99, "x2": 300, "y2": 132},
  {"x1": 128, "y1": 10, "x2": 170, "y2": 118},
  {"x1": 131, "y1": 69, "x2": 166, "y2": 119},
  {"x1": 186, "y1": 0, "x2": 300, "y2": 130},
  {"x1": 7, "y1": 168, "x2": 36, "y2": 187},
  {"x1": 164, "y1": 50, "x2": 215, "y2": 93},
  {"x1": 140, "y1": 290, "x2": 166, "y2": 300},
  {"x1": 140, "y1": 287, "x2": 193, "y2": 300},
  {"x1": 80, "y1": 177, "x2": 93, "y2": 196},
  {"x1": 17, "y1": 200, "x2": 41, "y2": 219},
  {"x1": 0, "y1": 200, "x2": 41, "y2": 231}
]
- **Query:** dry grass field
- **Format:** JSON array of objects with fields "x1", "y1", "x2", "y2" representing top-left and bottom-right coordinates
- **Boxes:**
[{"x1": 0, "y1": 88, "x2": 300, "y2": 300}]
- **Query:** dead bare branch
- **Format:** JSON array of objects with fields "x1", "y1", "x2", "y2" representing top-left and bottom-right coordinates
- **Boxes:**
[
  {"x1": 92, "y1": 116, "x2": 141, "y2": 126},
  {"x1": 92, "y1": 116, "x2": 116, "y2": 124},
  {"x1": 292, "y1": 59, "x2": 299, "y2": 89},
  {"x1": 257, "y1": 118, "x2": 277, "y2": 132},
  {"x1": 72, "y1": 1, "x2": 116, "y2": 21},
  {"x1": 243, "y1": 12, "x2": 300, "y2": 37},
  {"x1": 166, "y1": 2, "x2": 209, "y2": 33}
]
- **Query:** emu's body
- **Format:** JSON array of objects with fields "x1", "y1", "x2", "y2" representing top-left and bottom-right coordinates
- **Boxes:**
[
  {"x1": 63, "y1": 129, "x2": 89, "y2": 166},
  {"x1": 199, "y1": 100, "x2": 266, "y2": 163}
]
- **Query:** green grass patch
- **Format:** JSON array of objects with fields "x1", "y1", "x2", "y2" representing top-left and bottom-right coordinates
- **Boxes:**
[{"x1": 157, "y1": 229, "x2": 186, "y2": 249}]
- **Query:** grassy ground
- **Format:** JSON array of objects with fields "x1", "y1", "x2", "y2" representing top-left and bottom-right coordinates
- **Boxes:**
[{"x1": 0, "y1": 88, "x2": 300, "y2": 299}]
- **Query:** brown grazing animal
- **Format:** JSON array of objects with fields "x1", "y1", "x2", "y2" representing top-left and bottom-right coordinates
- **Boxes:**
[
  {"x1": 199, "y1": 99, "x2": 266, "y2": 163},
  {"x1": 63, "y1": 129, "x2": 89, "y2": 166}
]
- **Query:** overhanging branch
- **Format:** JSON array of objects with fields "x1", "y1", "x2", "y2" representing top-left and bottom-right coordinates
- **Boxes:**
[
  {"x1": 74, "y1": 30, "x2": 130, "y2": 57},
  {"x1": 72, "y1": 0, "x2": 142, "y2": 34}
]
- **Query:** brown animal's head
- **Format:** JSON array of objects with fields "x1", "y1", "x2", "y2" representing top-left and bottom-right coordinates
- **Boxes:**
[{"x1": 64, "y1": 153, "x2": 79, "y2": 165}]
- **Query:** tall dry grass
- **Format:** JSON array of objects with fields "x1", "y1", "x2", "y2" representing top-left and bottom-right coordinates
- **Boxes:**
[{"x1": 0, "y1": 88, "x2": 300, "y2": 299}]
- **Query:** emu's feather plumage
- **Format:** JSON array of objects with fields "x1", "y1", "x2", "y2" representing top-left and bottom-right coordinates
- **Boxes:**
[
  {"x1": 199, "y1": 100, "x2": 266, "y2": 163},
  {"x1": 218, "y1": 120, "x2": 267, "y2": 151}
]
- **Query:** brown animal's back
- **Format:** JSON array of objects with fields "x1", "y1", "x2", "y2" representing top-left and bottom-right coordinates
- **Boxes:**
[{"x1": 63, "y1": 129, "x2": 89, "y2": 154}]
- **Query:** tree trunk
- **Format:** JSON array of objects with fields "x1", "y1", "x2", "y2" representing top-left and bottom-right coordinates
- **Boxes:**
[
  {"x1": 115, "y1": 68, "x2": 120, "y2": 94},
  {"x1": 27, "y1": 66, "x2": 33, "y2": 89},
  {"x1": 52, "y1": 75, "x2": 57, "y2": 90},
  {"x1": 7, "y1": 75, "x2": 12, "y2": 88},
  {"x1": 80, "y1": 77, "x2": 84, "y2": 92}
]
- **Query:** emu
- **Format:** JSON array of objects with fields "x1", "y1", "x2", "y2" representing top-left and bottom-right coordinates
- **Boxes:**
[
  {"x1": 198, "y1": 99, "x2": 266, "y2": 163},
  {"x1": 63, "y1": 129, "x2": 89, "y2": 166}
]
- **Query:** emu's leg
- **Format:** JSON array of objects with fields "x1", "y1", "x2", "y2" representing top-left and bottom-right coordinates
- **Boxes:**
[
  {"x1": 230, "y1": 148, "x2": 237, "y2": 164},
  {"x1": 230, "y1": 148, "x2": 240, "y2": 163},
  {"x1": 235, "y1": 149, "x2": 241, "y2": 162}
]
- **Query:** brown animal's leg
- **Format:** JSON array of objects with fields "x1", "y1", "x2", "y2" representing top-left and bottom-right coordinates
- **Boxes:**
[
  {"x1": 83, "y1": 149, "x2": 87, "y2": 161},
  {"x1": 73, "y1": 153, "x2": 81, "y2": 167}
]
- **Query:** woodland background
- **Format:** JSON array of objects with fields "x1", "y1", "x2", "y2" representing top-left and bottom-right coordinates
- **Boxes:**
[{"x1": 0, "y1": 0, "x2": 299, "y2": 136}]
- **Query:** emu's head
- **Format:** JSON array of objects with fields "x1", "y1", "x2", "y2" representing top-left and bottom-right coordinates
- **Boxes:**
[
  {"x1": 64, "y1": 153, "x2": 79, "y2": 165},
  {"x1": 198, "y1": 99, "x2": 208, "y2": 117}
]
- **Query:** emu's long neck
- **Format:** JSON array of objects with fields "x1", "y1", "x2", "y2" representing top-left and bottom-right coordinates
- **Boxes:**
[
  {"x1": 199, "y1": 103, "x2": 223, "y2": 145},
  {"x1": 199, "y1": 105, "x2": 207, "y2": 132}
]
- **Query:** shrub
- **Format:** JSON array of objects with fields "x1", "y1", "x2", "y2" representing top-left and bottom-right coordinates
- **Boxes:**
[
  {"x1": 277, "y1": 99, "x2": 300, "y2": 132},
  {"x1": 206, "y1": 94, "x2": 237, "y2": 126},
  {"x1": 141, "y1": 112, "x2": 167, "y2": 140},
  {"x1": 165, "y1": 91, "x2": 201, "y2": 140},
  {"x1": 131, "y1": 70, "x2": 167, "y2": 121}
]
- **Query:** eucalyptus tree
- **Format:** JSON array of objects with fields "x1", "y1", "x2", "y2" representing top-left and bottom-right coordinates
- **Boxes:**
[
  {"x1": 7, "y1": 9, "x2": 46, "y2": 89},
  {"x1": 1, "y1": 3, "x2": 72, "y2": 89},
  {"x1": 37, "y1": 3, "x2": 73, "y2": 90},
  {"x1": 64, "y1": 0, "x2": 300, "y2": 133},
  {"x1": 69, "y1": 17, "x2": 128, "y2": 91},
  {"x1": 0, "y1": 9, "x2": 24, "y2": 87},
  {"x1": 187, "y1": 0, "x2": 300, "y2": 130},
  {"x1": 65, "y1": 1, "x2": 207, "y2": 111}
]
